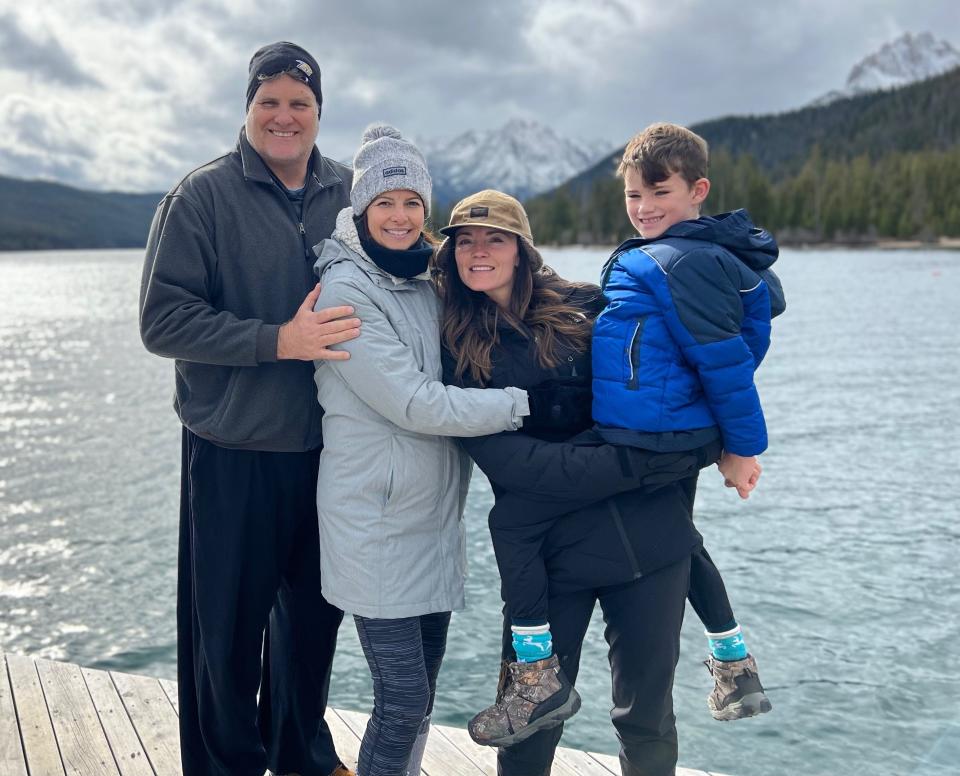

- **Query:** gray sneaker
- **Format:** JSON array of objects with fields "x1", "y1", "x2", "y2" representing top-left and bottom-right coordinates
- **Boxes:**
[
  {"x1": 468, "y1": 655, "x2": 581, "y2": 747},
  {"x1": 704, "y1": 653, "x2": 772, "y2": 721}
]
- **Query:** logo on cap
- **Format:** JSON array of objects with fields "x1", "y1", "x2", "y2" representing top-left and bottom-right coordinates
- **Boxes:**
[
  {"x1": 469, "y1": 207, "x2": 489, "y2": 218},
  {"x1": 295, "y1": 60, "x2": 314, "y2": 78},
  {"x1": 383, "y1": 166, "x2": 407, "y2": 178}
]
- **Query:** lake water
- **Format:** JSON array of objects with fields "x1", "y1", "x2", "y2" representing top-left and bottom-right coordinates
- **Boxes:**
[{"x1": 1, "y1": 247, "x2": 958, "y2": 776}]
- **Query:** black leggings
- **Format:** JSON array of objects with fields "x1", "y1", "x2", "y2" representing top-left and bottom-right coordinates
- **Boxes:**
[{"x1": 354, "y1": 611, "x2": 451, "y2": 776}]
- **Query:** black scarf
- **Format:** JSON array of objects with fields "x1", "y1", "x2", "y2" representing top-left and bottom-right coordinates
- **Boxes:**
[{"x1": 356, "y1": 217, "x2": 432, "y2": 279}]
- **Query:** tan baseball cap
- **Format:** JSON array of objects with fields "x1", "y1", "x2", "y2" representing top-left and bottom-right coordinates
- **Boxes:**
[{"x1": 439, "y1": 189, "x2": 533, "y2": 244}]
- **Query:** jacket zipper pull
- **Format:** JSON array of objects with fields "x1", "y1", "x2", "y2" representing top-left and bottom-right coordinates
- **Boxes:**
[{"x1": 298, "y1": 222, "x2": 306, "y2": 235}]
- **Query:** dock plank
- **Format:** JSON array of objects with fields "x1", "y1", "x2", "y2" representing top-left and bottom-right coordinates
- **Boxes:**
[
  {"x1": 110, "y1": 671, "x2": 180, "y2": 776},
  {"x1": 157, "y1": 680, "x2": 178, "y2": 717},
  {"x1": 333, "y1": 707, "x2": 368, "y2": 741},
  {"x1": 0, "y1": 656, "x2": 731, "y2": 776},
  {"x1": 0, "y1": 655, "x2": 28, "y2": 776},
  {"x1": 80, "y1": 668, "x2": 154, "y2": 776},
  {"x1": 431, "y1": 725, "x2": 497, "y2": 776},
  {"x1": 590, "y1": 749, "x2": 717, "y2": 776},
  {"x1": 418, "y1": 722, "x2": 485, "y2": 776},
  {"x1": 430, "y1": 724, "x2": 588, "y2": 776},
  {"x1": 5, "y1": 654, "x2": 65, "y2": 776},
  {"x1": 331, "y1": 708, "x2": 486, "y2": 776},
  {"x1": 554, "y1": 744, "x2": 617, "y2": 774},
  {"x1": 325, "y1": 708, "x2": 361, "y2": 771},
  {"x1": 34, "y1": 658, "x2": 117, "y2": 776}
]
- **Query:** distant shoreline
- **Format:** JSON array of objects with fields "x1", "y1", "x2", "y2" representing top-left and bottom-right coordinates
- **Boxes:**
[
  {"x1": 541, "y1": 237, "x2": 960, "y2": 252},
  {"x1": 3, "y1": 237, "x2": 960, "y2": 254}
]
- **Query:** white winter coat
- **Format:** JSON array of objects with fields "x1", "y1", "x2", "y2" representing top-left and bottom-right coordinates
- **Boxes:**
[{"x1": 312, "y1": 208, "x2": 527, "y2": 618}]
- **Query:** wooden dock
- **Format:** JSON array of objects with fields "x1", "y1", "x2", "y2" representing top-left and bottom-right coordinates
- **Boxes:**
[{"x1": 1, "y1": 651, "x2": 724, "y2": 776}]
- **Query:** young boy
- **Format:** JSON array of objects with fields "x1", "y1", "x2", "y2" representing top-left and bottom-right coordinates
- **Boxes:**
[
  {"x1": 592, "y1": 121, "x2": 785, "y2": 720},
  {"x1": 465, "y1": 125, "x2": 783, "y2": 748}
]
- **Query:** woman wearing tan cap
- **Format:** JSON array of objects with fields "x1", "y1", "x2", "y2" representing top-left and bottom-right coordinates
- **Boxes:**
[{"x1": 436, "y1": 190, "x2": 713, "y2": 775}]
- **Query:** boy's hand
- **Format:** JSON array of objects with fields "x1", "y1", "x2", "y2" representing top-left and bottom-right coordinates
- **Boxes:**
[{"x1": 718, "y1": 452, "x2": 761, "y2": 499}]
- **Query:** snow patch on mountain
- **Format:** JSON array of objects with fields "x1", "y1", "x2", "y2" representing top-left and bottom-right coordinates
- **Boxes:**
[
  {"x1": 811, "y1": 32, "x2": 960, "y2": 106},
  {"x1": 419, "y1": 119, "x2": 613, "y2": 204}
]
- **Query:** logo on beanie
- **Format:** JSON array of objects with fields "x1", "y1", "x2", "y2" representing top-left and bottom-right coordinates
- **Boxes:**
[
  {"x1": 383, "y1": 166, "x2": 407, "y2": 178},
  {"x1": 294, "y1": 60, "x2": 314, "y2": 78},
  {"x1": 469, "y1": 207, "x2": 489, "y2": 218}
]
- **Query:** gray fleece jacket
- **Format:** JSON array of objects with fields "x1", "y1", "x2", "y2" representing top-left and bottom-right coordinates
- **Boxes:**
[
  {"x1": 312, "y1": 208, "x2": 528, "y2": 618},
  {"x1": 139, "y1": 129, "x2": 351, "y2": 451}
]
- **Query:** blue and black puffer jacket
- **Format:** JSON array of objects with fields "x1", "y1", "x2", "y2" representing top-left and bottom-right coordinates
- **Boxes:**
[{"x1": 592, "y1": 209, "x2": 785, "y2": 456}]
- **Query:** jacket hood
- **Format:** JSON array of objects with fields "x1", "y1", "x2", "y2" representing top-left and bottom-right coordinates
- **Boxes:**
[
  {"x1": 313, "y1": 207, "x2": 432, "y2": 286},
  {"x1": 664, "y1": 209, "x2": 778, "y2": 271}
]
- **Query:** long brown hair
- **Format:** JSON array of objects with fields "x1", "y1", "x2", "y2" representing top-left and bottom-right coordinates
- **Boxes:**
[{"x1": 433, "y1": 233, "x2": 594, "y2": 385}]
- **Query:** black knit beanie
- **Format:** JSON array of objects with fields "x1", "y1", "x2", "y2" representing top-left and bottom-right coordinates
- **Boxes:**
[{"x1": 246, "y1": 41, "x2": 322, "y2": 117}]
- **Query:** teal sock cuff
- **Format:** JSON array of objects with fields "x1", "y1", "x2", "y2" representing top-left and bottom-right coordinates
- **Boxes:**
[
  {"x1": 512, "y1": 627, "x2": 553, "y2": 663},
  {"x1": 706, "y1": 625, "x2": 748, "y2": 661}
]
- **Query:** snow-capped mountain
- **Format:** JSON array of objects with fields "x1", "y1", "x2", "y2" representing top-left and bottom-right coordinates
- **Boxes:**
[
  {"x1": 419, "y1": 119, "x2": 613, "y2": 205},
  {"x1": 811, "y1": 32, "x2": 960, "y2": 106}
]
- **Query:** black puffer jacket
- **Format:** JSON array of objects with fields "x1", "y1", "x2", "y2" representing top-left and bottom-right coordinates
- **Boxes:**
[{"x1": 443, "y1": 286, "x2": 713, "y2": 593}]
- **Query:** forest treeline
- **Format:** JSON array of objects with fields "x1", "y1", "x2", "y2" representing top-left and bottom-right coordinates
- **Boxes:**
[
  {"x1": 524, "y1": 145, "x2": 960, "y2": 245},
  {"x1": 524, "y1": 65, "x2": 960, "y2": 245}
]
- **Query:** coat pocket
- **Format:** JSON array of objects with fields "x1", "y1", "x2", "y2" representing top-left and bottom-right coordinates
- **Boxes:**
[
  {"x1": 383, "y1": 436, "x2": 397, "y2": 508},
  {"x1": 606, "y1": 499, "x2": 642, "y2": 578},
  {"x1": 626, "y1": 317, "x2": 646, "y2": 391}
]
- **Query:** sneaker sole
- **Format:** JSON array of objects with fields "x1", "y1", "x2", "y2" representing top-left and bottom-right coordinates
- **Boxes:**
[
  {"x1": 710, "y1": 692, "x2": 772, "y2": 722},
  {"x1": 470, "y1": 687, "x2": 582, "y2": 747}
]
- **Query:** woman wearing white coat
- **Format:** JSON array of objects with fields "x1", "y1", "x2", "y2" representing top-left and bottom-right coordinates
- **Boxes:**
[{"x1": 311, "y1": 124, "x2": 529, "y2": 776}]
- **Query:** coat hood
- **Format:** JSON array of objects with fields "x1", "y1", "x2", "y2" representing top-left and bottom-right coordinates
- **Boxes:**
[
  {"x1": 313, "y1": 207, "x2": 431, "y2": 286},
  {"x1": 663, "y1": 209, "x2": 778, "y2": 271},
  {"x1": 313, "y1": 207, "x2": 378, "y2": 279}
]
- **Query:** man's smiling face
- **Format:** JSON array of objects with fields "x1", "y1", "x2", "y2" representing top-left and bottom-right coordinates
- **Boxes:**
[{"x1": 244, "y1": 73, "x2": 318, "y2": 183}]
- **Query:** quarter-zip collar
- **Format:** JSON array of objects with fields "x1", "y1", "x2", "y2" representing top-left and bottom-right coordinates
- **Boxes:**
[{"x1": 237, "y1": 127, "x2": 345, "y2": 191}]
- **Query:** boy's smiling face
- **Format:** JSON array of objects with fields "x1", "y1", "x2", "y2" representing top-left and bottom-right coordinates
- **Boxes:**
[{"x1": 623, "y1": 167, "x2": 710, "y2": 239}]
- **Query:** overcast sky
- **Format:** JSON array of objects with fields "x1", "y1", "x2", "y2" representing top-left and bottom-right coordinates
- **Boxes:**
[{"x1": 0, "y1": 0, "x2": 956, "y2": 192}]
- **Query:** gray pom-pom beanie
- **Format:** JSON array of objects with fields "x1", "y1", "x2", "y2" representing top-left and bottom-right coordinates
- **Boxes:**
[{"x1": 351, "y1": 123, "x2": 432, "y2": 216}]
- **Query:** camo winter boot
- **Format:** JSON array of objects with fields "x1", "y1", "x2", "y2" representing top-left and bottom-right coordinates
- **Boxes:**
[
  {"x1": 704, "y1": 653, "x2": 772, "y2": 721},
  {"x1": 467, "y1": 655, "x2": 581, "y2": 747}
]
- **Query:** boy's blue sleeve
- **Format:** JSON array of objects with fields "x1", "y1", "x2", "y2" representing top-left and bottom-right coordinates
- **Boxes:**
[{"x1": 654, "y1": 249, "x2": 767, "y2": 456}]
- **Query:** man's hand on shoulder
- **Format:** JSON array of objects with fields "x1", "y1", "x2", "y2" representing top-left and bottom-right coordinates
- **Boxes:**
[{"x1": 277, "y1": 283, "x2": 361, "y2": 361}]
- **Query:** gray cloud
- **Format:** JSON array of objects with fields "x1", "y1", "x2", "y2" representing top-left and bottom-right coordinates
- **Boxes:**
[
  {"x1": 0, "y1": 12, "x2": 102, "y2": 88},
  {"x1": 0, "y1": 1, "x2": 955, "y2": 192}
]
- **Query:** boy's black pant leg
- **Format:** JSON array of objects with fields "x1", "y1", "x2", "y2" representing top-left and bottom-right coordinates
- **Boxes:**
[
  {"x1": 687, "y1": 545, "x2": 736, "y2": 633},
  {"x1": 488, "y1": 494, "x2": 559, "y2": 625},
  {"x1": 177, "y1": 429, "x2": 343, "y2": 776},
  {"x1": 496, "y1": 557, "x2": 690, "y2": 776}
]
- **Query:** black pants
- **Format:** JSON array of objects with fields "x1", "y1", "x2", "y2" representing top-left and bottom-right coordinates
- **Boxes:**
[
  {"x1": 688, "y1": 545, "x2": 736, "y2": 632},
  {"x1": 488, "y1": 443, "x2": 731, "y2": 630},
  {"x1": 177, "y1": 429, "x2": 344, "y2": 776},
  {"x1": 353, "y1": 612, "x2": 451, "y2": 776},
  {"x1": 497, "y1": 558, "x2": 691, "y2": 776}
]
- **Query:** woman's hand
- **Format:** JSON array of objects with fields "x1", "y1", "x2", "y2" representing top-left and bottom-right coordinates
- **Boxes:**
[{"x1": 524, "y1": 380, "x2": 593, "y2": 433}]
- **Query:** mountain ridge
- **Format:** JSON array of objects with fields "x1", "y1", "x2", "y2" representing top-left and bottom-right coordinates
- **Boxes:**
[
  {"x1": 419, "y1": 118, "x2": 613, "y2": 204},
  {"x1": 810, "y1": 31, "x2": 960, "y2": 106}
]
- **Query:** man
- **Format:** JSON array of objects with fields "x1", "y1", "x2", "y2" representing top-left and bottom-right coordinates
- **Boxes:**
[{"x1": 139, "y1": 41, "x2": 359, "y2": 776}]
